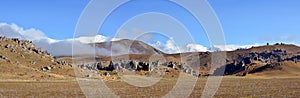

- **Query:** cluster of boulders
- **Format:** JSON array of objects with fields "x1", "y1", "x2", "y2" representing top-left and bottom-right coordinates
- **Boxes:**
[
  {"x1": 41, "y1": 65, "x2": 56, "y2": 72},
  {"x1": 38, "y1": 59, "x2": 72, "y2": 72},
  {"x1": 78, "y1": 60, "x2": 199, "y2": 77},
  {"x1": 1, "y1": 37, "x2": 50, "y2": 57},
  {"x1": 214, "y1": 49, "x2": 299, "y2": 76},
  {"x1": 79, "y1": 60, "x2": 151, "y2": 72},
  {"x1": 55, "y1": 60, "x2": 72, "y2": 67},
  {"x1": 31, "y1": 48, "x2": 50, "y2": 56}
]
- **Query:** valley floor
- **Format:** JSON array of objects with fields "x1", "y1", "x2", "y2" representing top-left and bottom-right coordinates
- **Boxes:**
[{"x1": 0, "y1": 77, "x2": 299, "y2": 97}]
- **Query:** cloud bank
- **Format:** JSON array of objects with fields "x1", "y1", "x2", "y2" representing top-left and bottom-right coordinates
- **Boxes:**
[
  {"x1": 212, "y1": 44, "x2": 260, "y2": 51},
  {"x1": 149, "y1": 38, "x2": 260, "y2": 53},
  {"x1": 0, "y1": 23, "x2": 105, "y2": 56},
  {"x1": 149, "y1": 38, "x2": 209, "y2": 54},
  {"x1": 0, "y1": 23, "x2": 260, "y2": 56}
]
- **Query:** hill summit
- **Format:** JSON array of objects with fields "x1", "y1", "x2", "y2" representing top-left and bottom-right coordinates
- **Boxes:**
[{"x1": 94, "y1": 39, "x2": 164, "y2": 56}]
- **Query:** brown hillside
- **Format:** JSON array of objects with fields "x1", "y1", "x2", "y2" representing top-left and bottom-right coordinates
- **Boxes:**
[
  {"x1": 223, "y1": 44, "x2": 300, "y2": 76},
  {"x1": 94, "y1": 39, "x2": 164, "y2": 55},
  {"x1": 0, "y1": 37, "x2": 75, "y2": 80},
  {"x1": 227, "y1": 44, "x2": 300, "y2": 59},
  {"x1": 91, "y1": 41, "x2": 300, "y2": 77}
]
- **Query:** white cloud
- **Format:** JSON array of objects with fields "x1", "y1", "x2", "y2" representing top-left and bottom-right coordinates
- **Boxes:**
[
  {"x1": 0, "y1": 23, "x2": 24, "y2": 39},
  {"x1": 0, "y1": 23, "x2": 111, "y2": 56},
  {"x1": 165, "y1": 38, "x2": 180, "y2": 53},
  {"x1": 150, "y1": 39, "x2": 262, "y2": 53},
  {"x1": 0, "y1": 22, "x2": 264, "y2": 56},
  {"x1": 212, "y1": 43, "x2": 261, "y2": 51},
  {"x1": 150, "y1": 38, "x2": 208, "y2": 54},
  {"x1": 0, "y1": 23, "x2": 48, "y2": 41},
  {"x1": 69, "y1": 35, "x2": 109, "y2": 44},
  {"x1": 19, "y1": 29, "x2": 48, "y2": 41},
  {"x1": 186, "y1": 44, "x2": 208, "y2": 52}
]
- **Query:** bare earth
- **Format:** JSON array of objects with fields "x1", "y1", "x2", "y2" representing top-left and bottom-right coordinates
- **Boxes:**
[{"x1": 0, "y1": 77, "x2": 299, "y2": 97}]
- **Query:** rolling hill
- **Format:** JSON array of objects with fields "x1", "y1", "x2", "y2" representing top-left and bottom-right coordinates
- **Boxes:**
[
  {"x1": 94, "y1": 39, "x2": 164, "y2": 56},
  {"x1": 0, "y1": 37, "x2": 75, "y2": 80}
]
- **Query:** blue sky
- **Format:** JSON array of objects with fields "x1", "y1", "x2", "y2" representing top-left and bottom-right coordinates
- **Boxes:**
[
  {"x1": 209, "y1": 0, "x2": 300, "y2": 45},
  {"x1": 0, "y1": 0, "x2": 299, "y2": 47},
  {"x1": 0, "y1": 0, "x2": 89, "y2": 39}
]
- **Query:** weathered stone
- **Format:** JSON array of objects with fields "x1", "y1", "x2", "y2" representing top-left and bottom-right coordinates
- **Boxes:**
[
  {"x1": 50, "y1": 65, "x2": 56, "y2": 69},
  {"x1": 47, "y1": 66, "x2": 52, "y2": 70},
  {"x1": 15, "y1": 61, "x2": 20, "y2": 65},
  {"x1": 10, "y1": 48, "x2": 16, "y2": 52},
  {"x1": 5, "y1": 44, "x2": 13, "y2": 48},
  {"x1": 32, "y1": 48, "x2": 41, "y2": 54},
  {"x1": 21, "y1": 54, "x2": 25, "y2": 58},
  {"x1": 41, "y1": 67, "x2": 49, "y2": 71},
  {"x1": 0, "y1": 55, "x2": 8, "y2": 60},
  {"x1": 41, "y1": 66, "x2": 53, "y2": 71},
  {"x1": 104, "y1": 72, "x2": 111, "y2": 77},
  {"x1": 86, "y1": 74, "x2": 92, "y2": 78}
]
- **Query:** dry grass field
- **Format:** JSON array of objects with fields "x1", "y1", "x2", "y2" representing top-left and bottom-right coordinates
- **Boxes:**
[{"x1": 0, "y1": 77, "x2": 299, "y2": 97}]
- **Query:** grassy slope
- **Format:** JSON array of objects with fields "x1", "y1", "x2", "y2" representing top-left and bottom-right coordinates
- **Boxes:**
[{"x1": 0, "y1": 38, "x2": 75, "y2": 80}]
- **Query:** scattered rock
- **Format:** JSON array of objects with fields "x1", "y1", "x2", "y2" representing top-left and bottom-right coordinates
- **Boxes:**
[
  {"x1": 86, "y1": 74, "x2": 92, "y2": 78},
  {"x1": 30, "y1": 61, "x2": 36, "y2": 65},
  {"x1": 21, "y1": 54, "x2": 25, "y2": 58},
  {"x1": 15, "y1": 61, "x2": 20, "y2": 65},
  {"x1": 56, "y1": 60, "x2": 72, "y2": 67},
  {"x1": 10, "y1": 48, "x2": 16, "y2": 52},
  {"x1": 41, "y1": 66, "x2": 55, "y2": 71},
  {"x1": 5, "y1": 44, "x2": 13, "y2": 48},
  {"x1": 0, "y1": 55, "x2": 8, "y2": 60},
  {"x1": 50, "y1": 65, "x2": 56, "y2": 69},
  {"x1": 47, "y1": 66, "x2": 52, "y2": 70},
  {"x1": 41, "y1": 67, "x2": 49, "y2": 71},
  {"x1": 104, "y1": 72, "x2": 111, "y2": 77}
]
